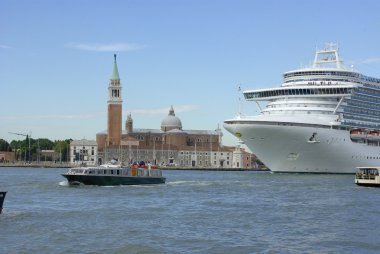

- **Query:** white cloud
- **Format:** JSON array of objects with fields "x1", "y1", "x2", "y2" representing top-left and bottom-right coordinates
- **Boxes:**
[
  {"x1": 66, "y1": 42, "x2": 145, "y2": 52},
  {"x1": 127, "y1": 105, "x2": 199, "y2": 115},
  {"x1": 360, "y1": 58, "x2": 380, "y2": 64},
  {"x1": 347, "y1": 57, "x2": 380, "y2": 66},
  {"x1": 1, "y1": 105, "x2": 198, "y2": 121},
  {"x1": 1, "y1": 113, "x2": 103, "y2": 121},
  {"x1": 175, "y1": 105, "x2": 200, "y2": 113},
  {"x1": 0, "y1": 44, "x2": 10, "y2": 49}
]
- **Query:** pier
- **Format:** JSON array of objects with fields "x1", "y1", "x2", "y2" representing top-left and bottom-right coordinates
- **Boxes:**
[{"x1": 0, "y1": 162, "x2": 70, "y2": 168}]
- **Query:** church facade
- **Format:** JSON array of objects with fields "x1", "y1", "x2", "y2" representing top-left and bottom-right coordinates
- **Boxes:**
[{"x1": 96, "y1": 55, "x2": 254, "y2": 168}]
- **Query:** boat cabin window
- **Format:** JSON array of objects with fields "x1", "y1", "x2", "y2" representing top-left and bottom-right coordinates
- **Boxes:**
[
  {"x1": 117, "y1": 170, "x2": 120, "y2": 175},
  {"x1": 110, "y1": 170, "x2": 114, "y2": 175},
  {"x1": 361, "y1": 168, "x2": 379, "y2": 175}
]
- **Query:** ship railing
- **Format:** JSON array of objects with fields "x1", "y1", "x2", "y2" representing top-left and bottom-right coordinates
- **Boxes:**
[
  {"x1": 136, "y1": 168, "x2": 162, "y2": 177},
  {"x1": 355, "y1": 88, "x2": 380, "y2": 97},
  {"x1": 350, "y1": 95, "x2": 380, "y2": 104},
  {"x1": 356, "y1": 172, "x2": 376, "y2": 180},
  {"x1": 347, "y1": 102, "x2": 380, "y2": 111},
  {"x1": 344, "y1": 108, "x2": 380, "y2": 117}
]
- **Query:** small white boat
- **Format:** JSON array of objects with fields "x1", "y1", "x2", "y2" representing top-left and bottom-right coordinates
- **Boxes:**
[{"x1": 355, "y1": 167, "x2": 380, "y2": 187}]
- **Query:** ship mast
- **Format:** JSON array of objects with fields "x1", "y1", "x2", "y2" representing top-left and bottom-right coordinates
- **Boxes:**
[{"x1": 313, "y1": 42, "x2": 343, "y2": 69}]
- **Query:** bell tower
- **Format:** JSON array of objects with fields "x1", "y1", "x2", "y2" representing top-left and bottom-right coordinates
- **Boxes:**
[
  {"x1": 126, "y1": 113, "x2": 133, "y2": 133},
  {"x1": 107, "y1": 54, "x2": 122, "y2": 147}
]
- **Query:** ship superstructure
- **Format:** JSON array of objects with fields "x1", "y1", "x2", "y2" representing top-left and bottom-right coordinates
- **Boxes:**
[{"x1": 224, "y1": 43, "x2": 380, "y2": 173}]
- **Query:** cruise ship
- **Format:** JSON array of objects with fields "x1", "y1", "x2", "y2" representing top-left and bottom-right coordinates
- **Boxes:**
[{"x1": 224, "y1": 43, "x2": 380, "y2": 173}]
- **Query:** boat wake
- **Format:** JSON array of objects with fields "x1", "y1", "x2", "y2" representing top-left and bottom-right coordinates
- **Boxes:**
[
  {"x1": 167, "y1": 180, "x2": 215, "y2": 187},
  {"x1": 59, "y1": 180, "x2": 69, "y2": 187},
  {"x1": 128, "y1": 185, "x2": 157, "y2": 188},
  {"x1": 0, "y1": 210, "x2": 28, "y2": 219}
]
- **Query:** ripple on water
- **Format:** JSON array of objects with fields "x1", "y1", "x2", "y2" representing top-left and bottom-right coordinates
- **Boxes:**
[{"x1": 1, "y1": 168, "x2": 380, "y2": 253}]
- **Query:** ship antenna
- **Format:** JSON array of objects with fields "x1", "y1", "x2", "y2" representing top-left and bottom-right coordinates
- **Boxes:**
[{"x1": 238, "y1": 84, "x2": 242, "y2": 118}]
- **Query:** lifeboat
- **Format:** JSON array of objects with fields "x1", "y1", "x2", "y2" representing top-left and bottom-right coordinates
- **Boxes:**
[
  {"x1": 367, "y1": 131, "x2": 380, "y2": 141},
  {"x1": 350, "y1": 129, "x2": 367, "y2": 140}
]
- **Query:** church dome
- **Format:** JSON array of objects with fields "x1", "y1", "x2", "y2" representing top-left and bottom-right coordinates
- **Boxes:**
[{"x1": 161, "y1": 106, "x2": 182, "y2": 131}]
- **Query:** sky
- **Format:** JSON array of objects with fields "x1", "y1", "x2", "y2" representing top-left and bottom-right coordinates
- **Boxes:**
[{"x1": 1, "y1": 0, "x2": 380, "y2": 146}]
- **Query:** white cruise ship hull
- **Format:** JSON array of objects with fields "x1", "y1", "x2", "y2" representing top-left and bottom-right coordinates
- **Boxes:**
[
  {"x1": 225, "y1": 44, "x2": 380, "y2": 173},
  {"x1": 224, "y1": 118, "x2": 380, "y2": 173}
]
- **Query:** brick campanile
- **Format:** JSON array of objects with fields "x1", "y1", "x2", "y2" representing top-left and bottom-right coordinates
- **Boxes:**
[{"x1": 107, "y1": 54, "x2": 122, "y2": 147}]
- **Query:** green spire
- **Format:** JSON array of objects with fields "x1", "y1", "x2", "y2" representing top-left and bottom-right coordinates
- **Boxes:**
[{"x1": 111, "y1": 54, "x2": 120, "y2": 80}]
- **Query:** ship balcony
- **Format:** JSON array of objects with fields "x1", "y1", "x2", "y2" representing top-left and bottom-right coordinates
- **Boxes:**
[
  {"x1": 344, "y1": 102, "x2": 380, "y2": 112},
  {"x1": 343, "y1": 108, "x2": 380, "y2": 118}
]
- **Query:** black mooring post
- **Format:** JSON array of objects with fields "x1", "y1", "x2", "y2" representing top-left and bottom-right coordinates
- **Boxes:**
[{"x1": 0, "y1": 192, "x2": 7, "y2": 214}]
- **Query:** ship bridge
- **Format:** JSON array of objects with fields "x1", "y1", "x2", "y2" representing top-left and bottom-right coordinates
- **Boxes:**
[{"x1": 244, "y1": 85, "x2": 355, "y2": 101}]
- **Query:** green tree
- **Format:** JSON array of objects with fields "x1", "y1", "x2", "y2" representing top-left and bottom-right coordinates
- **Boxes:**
[
  {"x1": 54, "y1": 140, "x2": 71, "y2": 162},
  {"x1": 8, "y1": 138, "x2": 74, "y2": 162},
  {"x1": 10, "y1": 140, "x2": 26, "y2": 161},
  {"x1": 0, "y1": 139, "x2": 11, "y2": 151}
]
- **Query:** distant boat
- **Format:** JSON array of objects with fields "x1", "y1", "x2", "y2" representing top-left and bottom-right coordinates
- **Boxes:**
[
  {"x1": 0, "y1": 192, "x2": 6, "y2": 214},
  {"x1": 62, "y1": 161, "x2": 166, "y2": 186},
  {"x1": 355, "y1": 167, "x2": 380, "y2": 187}
]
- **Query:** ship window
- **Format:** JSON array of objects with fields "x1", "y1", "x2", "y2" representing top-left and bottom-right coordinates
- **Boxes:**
[{"x1": 117, "y1": 170, "x2": 120, "y2": 175}]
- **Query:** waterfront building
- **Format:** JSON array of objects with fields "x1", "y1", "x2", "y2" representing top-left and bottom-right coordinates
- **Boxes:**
[
  {"x1": 96, "y1": 55, "x2": 254, "y2": 168},
  {"x1": 70, "y1": 139, "x2": 97, "y2": 166},
  {"x1": 0, "y1": 151, "x2": 15, "y2": 163},
  {"x1": 40, "y1": 150, "x2": 60, "y2": 162}
]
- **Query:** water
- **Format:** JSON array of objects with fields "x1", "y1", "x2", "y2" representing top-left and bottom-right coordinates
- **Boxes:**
[{"x1": 1, "y1": 167, "x2": 379, "y2": 254}]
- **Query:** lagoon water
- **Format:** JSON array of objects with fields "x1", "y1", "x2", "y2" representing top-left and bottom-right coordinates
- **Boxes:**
[{"x1": 1, "y1": 167, "x2": 379, "y2": 254}]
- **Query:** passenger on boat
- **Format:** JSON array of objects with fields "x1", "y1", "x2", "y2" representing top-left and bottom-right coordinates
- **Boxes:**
[
  {"x1": 131, "y1": 161, "x2": 138, "y2": 176},
  {"x1": 147, "y1": 161, "x2": 152, "y2": 176}
]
